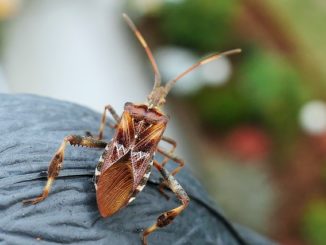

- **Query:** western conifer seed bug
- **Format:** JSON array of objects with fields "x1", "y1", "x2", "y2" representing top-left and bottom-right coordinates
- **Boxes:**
[{"x1": 23, "y1": 13, "x2": 241, "y2": 244}]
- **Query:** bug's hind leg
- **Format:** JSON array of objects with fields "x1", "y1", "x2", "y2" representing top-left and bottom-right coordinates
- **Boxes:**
[
  {"x1": 141, "y1": 161, "x2": 190, "y2": 245},
  {"x1": 23, "y1": 135, "x2": 107, "y2": 205}
]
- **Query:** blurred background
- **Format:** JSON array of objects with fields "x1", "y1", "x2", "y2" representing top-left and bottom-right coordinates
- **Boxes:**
[{"x1": 0, "y1": 0, "x2": 325, "y2": 244}]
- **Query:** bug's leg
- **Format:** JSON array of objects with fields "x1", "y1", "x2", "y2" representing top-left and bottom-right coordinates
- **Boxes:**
[
  {"x1": 155, "y1": 136, "x2": 177, "y2": 198},
  {"x1": 142, "y1": 161, "x2": 190, "y2": 245},
  {"x1": 156, "y1": 137, "x2": 179, "y2": 198},
  {"x1": 156, "y1": 148, "x2": 185, "y2": 199},
  {"x1": 97, "y1": 104, "x2": 120, "y2": 140},
  {"x1": 160, "y1": 136, "x2": 177, "y2": 166},
  {"x1": 157, "y1": 147, "x2": 184, "y2": 176},
  {"x1": 22, "y1": 135, "x2": 107, "y2": 205}
]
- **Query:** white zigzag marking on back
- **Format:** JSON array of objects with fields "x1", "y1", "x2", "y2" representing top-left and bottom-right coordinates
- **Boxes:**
[
  {"x1": 114, "y1": 142, "x2": 128, "y2": 156},
  {"x1": 131, "y1": 151, "x2": 150, "y2": 162}
]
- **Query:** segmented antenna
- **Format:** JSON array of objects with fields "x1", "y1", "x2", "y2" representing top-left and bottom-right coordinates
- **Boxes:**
[
  {"x1": 122, "y1": 13, "x2": 161, "y2": 89},
  {"x1": 164, "y1": 49, "x2": 242, "y2": 93}
]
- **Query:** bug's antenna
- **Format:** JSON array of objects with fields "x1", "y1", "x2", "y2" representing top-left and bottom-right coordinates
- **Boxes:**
[
  {"x1": 122, "y1": 13, "x2": 161, "y2": 89},
  {"x1": 164, "y1": 49, "x2": 242, "y2": 93}
]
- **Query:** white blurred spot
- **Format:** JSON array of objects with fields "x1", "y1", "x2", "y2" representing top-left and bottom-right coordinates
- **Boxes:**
[
  {"x1": 299, "y1": 100, "x2": 326, "y2": 135},
  {"x1": 200, "y1": 55, "x2": 232, "y2": 86},
  {"x1": 155, "y1": 46, "x2": 201, "y2": 95}
]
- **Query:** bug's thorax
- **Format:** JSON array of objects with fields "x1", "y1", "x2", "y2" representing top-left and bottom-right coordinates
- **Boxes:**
[
  {"x1": 124, "y1": 102, "x2": 168, "y2": 124},
  {"x1": 118, "y1": 102, "x2": 168, "y2": 154}
]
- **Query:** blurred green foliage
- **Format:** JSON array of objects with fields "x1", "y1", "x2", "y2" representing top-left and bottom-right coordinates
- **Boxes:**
[
  {"x1": 271, "y1": 1, "x2": 326, "y2": 82},
  {"x1": 191, "y1": 85, "x2": 259, "y2": 131},
  {"x1": 191, "y1": 49, "x2": 310, "y2": 138},
  {"x1": 158, "y1": 0, "x2": 311, "y2": 139},
  {"x1": 158, "y1": 0, "x2": 314, "y2": 142},
  {"x1": 237, "y1": 49, "x2": 310, "y2": 137},
  {"x1": 160, "y1": 0, "x2": 236, "y2": 52},
  {"x1": 302, "y1": 200, "x2": 326, "y2": 245}
]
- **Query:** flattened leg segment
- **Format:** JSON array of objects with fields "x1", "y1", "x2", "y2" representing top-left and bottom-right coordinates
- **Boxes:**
[
  {"x1": 98, "y1": 104, "x2": 120, "y2": 140},
  {"x1": 142, "y1": 161, "x2": 190, "y2": 245},
  {"x1": 22, "y1": 135, "x2": 107, "y2": 205}
]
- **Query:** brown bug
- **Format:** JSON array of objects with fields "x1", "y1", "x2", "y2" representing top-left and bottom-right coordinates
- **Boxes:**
[{"x1": 23, "y1": 13, "x2": 241, "y2": 244}]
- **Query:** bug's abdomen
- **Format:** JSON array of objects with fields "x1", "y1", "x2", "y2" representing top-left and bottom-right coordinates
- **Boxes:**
[{"x1": 96, "y1": 151, "x2": 134, "y2": 217}]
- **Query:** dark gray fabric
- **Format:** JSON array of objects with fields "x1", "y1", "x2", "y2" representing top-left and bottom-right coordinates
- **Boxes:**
[{"x1": 0, "y1": 94, "x2": 276, "y2": 245}]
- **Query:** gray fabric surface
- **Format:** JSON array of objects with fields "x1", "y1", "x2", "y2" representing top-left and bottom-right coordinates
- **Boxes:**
[{"x1": 0, "y1": 94, "x2": 276, "y2": 245}]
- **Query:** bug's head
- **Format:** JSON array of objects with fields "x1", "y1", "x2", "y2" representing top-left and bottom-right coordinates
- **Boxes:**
[
  {"x1": 147, "y1": 86, "x2": 167, "y2": 108},
  {"x1": 123, "y1": 13, "x2": 241, "y2": 109}
]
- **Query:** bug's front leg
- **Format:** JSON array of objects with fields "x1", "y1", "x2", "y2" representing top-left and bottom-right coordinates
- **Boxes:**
[
  {"x1": 142, "y1": 161, "x2": 190, "y2": 245},
  {"x1": 97, "y1": 104, "x2": 120, "y2": 140},
  {"x1": 22, "y1": 135, "x2": 107, "y2": 205}
]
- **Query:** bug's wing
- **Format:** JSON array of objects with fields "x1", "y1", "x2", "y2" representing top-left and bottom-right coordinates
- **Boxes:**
[
  {"x1": 99, "y1": 111, "x2": 135, "y2": 173},
  {"x1": 134, "y1": 123, "x2": 166, "y2": 151},
  {"x1": 116, "y1": 111, "x2": 135, "y2": 147},
  {"x1": 96, "y1": 151, "x2": 134, "y2": 217},
  {"x1": 131, "y1": 123, "x2": 166, "y2": 187}
]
